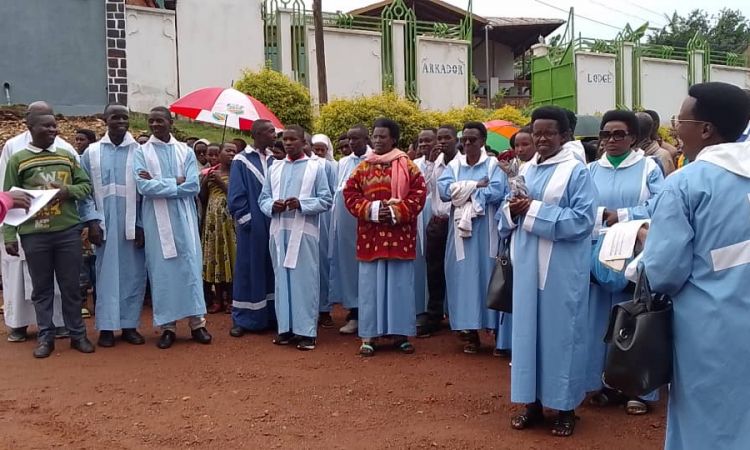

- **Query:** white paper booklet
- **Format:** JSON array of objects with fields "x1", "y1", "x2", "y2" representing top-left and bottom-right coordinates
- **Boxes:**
[
  {"x1": 598, "y1": 219, "x2": 650, "y2": 271},
  {"x1": 3, "y1": 187, "x2": 60, "y2": 227}
]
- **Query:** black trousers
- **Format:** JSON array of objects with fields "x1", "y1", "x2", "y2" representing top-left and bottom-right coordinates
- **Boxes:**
[
  {"x1": 424, "y1": 216, "x2": 449, "y2": 321},
  {"x1": 21, "y1": 226, "x2": 86, "y2": 343}
]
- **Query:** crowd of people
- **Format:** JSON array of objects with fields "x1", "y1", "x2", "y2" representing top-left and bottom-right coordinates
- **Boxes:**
[{"x1": 1, "y1": 81, "x2": 749, "y2": 448}]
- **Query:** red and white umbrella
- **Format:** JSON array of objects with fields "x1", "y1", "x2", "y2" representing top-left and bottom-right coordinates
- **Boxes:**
[{"x1": 169, "y1": 87, "x2": 284, "y2": 131}]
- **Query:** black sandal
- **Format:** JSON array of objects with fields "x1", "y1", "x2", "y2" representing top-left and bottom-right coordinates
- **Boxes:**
[
  {"x1": 589, "y1": 388, "x2": 626, "y2": 407},
  {"x1": 550, "y1": 412, "x2": 577, "y2": 437},
  {"x1": 511, "y1": 405, "x2": 544, "y2": 430}
]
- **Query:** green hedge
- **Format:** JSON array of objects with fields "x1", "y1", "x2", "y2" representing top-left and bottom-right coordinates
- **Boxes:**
[
  {"x1": 315, "y1": 93, "x2": 530, "y2": 149},
  {"x1": 235, "y1": 68, "x2": 313, "y2": 130}
]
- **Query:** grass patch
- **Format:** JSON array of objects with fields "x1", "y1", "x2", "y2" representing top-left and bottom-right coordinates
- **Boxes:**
[{"x1": 129, "y1": 113, "x2": 251, "y2": 144}]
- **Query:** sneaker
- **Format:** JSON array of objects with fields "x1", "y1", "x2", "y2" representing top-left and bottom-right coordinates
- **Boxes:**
[
  {"x1": 339, "y1": 319, "x2": 358, "y2": 335},
  {"x1": 54, "y1": 327, "x2": 71, "y2": 339},
  {"x1": 272, "y1": 332, "x2": 296, "y2": 345},
  {"x1": 296, "y1": 338, "x2": 316, "y2": 351},
  {"x1": 81, "y1": 308, "x2": 91, "y2": 319},
  {"x1": 7, "y1": 327, "x2": 28, "y2": 343}
]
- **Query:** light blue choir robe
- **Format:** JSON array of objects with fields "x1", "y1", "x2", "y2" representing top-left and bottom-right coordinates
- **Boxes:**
[
  {"x1": 80, "y1": 132, "x2": 147, "y2": 331},
  {"x1": 413, "y1": 156, "x2": 432, "y2": 315},
  {"x1": 328, "y1": 152, "x2": 368, "y2": 309},
  {"x1": 259, "y1": 156, "x2": 332, "y2": 338},
  {"x1": 498, "y1": 148, "x2": 596, "y2": 411},
  {"x1": 133, "y1": 135, "x2": 206, "y2": 326},
  {"x1": 227, "y1": 147, "x2": 276, "y2": 330},
  {"x1": 438, "y1": 151, "x2": 506, "y2": 332},
  {"x1": 313, "y1": 156, "x2": 338, "y2": 313},
  {"x1": 641, "y1": 142, "x2": 750, "y2": 450},
  {"x1": 586, "y1": 152, "x2": 663, "y2": 392},
  {"x1": 358, "y1": 259, "x2": 416, "y2": 338}
]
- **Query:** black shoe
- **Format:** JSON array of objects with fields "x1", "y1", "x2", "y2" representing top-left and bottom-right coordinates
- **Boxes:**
[
  {"x1": 272, "y1": 332, "x2": 296, "y2": 345},
  {"x1": 54, "y1": 327, "x2": 70, "y2": 339},
  {"x1": 71, "y1": 337, "x2": 96, "y2": 354},
  {"x1": 296, "y1": 337, "x2": 316, "y2": 351},
  {"x1": 33, "y1": 341, "x2": 55, "y2": 359},
  {"x1": 7, "y1": 327, "x2": 28, "y2": 343},
  {"x1": 229, "y1": 326, "x2": 246, "y2": 338},
  {"x1": 318, "y1": 313, "x2": 334, "y2": 328},
  {"x1": 121, "y1": 328, "x2": 145, "y2": 345},
  {"x1": 191, "y1": 327, "x2": 212, "y2": 344},
  {"x1": 157, "y1": 330, "x2": 176, "y2": 349},
  {"x1": 98, "y1": 330, "x2": 115, "y2": 348}
]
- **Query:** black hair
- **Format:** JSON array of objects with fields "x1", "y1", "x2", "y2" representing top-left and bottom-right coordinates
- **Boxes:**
[
  {"x1": 688, "y1": 82, "x2": 750, "y2": 142},
  {"x1": 531, "y1": 106, "x2": 570, "y2": 133},
  {"x1": 373, "y1": 118, "x2": 400, "y2": 142},
  {"x1": 420, "y1": 127, "x2": 438, "y2": 134},
  {"x1": 635, "y1": 112, "x2": 654, "y2": 142},
  {"x1": 273, "y1": 140, "x2": 284, "y2": 149},
  {"x1": 563, "y1": 108, "x2": 577, "y2": 132},
  {"x1": 600, "y1": 110, "x2": 639, "y2": 136},
  {"x1": 137, "y1": 133, "x2": 150, "y2": 139},
  {"x1": 348, "y1": 124, "x2": 369, "y2": 137},
  {"x1": 437, "y1": 124, "x2": 458, "y2": 137},
  {"x1": 220, "y1": 142, "x2": 237, "y2": 150},
  {"x1": 509, "y1": 126, "x2": 532, "y2": 148},
  {"x1": 103, "y1": 103, "x2": 127, "y2": 116},
  {"x1": 250, "y1": 119, "x2": 272, "y2": 137},
  {"x1": 462, "y1": 121, "x2": 487, "y2": 140},
  {"x1": 284, "y1": 124, "x2": 307, "y2": 139},
  {"x1": 76, "y1": 129, "x2": 97, "y2": 143},
  {"x1": 644, "y1": 109, "x2": 660, "y2": 128},
  {"x1": 338, "y1": 133, "x2": 349, "y2": 141},
  {"x1": 149, "y1": 106, "x2": 172, "y2": 119}
]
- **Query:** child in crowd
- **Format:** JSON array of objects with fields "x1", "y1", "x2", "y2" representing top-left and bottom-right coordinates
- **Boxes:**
[
  {"x1": 205, "y1": 143, "x2": 221, "y2": 169},
  {"x1": 201, "y1": 142, "x2": 238, "y2": 314}
]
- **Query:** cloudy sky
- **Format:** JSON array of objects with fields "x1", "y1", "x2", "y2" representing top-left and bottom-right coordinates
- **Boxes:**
[{"x1": 304, "y1": 0, "x2": 748, "y2": 39}]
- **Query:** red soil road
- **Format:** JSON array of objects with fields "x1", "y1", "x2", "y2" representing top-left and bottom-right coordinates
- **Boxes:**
[{"x1": 0, "y1": 306, "x2": 666, "y2": 449}]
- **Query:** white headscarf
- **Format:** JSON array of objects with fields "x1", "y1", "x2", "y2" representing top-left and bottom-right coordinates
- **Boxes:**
[{"x1": 312, "y1": 133, "x2": 335, "y2": 161}]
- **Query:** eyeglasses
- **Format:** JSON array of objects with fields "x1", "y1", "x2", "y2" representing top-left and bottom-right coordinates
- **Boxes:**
[
  {"x1": 531, "y1": 130, "x2": 560, "y2": 139},
  {"x1": 598, "y1": 130, "x2": 630, "y2": 141},
  {"x1": 460, "y1": 136, "x2": 480, "y2": 144},
  {"x1": 671, "y1": 115, "x2": 708, "y2": 128}
]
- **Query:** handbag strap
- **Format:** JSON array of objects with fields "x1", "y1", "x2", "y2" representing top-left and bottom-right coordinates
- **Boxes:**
[{"x1": 634, "y1": 262, "x2": 655, "y2": 311}]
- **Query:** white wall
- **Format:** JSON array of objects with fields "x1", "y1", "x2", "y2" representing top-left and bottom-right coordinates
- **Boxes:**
[
  {"x1": 575, "y1": 52, "x2": 616, "y2": 115},
  {"x1": 126, "y1": 6, "x2": 178, "y2": 113},
  {"x1": 640, "y1": 57, "x2": 689, "y2": 126},
  {"x1": 417, "y1": 36, "x2": 470, "y2": 110},
  {"x1": 175, "y1": 0, "x2": 265, "y2": 96},
  {"x1": 710, "y1": 65, "x2": 750, "y2": 89},
  {"x1": 306, "y1": 27, "x2": 383, "y2": 105},
  {"x1": 472, "y1": 40, "x2": 515, "y2": 94}
]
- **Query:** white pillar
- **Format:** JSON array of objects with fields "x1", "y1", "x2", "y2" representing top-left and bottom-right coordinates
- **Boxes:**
[
  {"x1": 530, "y1": 43, "x2": 549, "y2": 58},
  {"x1": 277, "y1": 9, "x2": 294, "y2": 79},
  {"x1": 392, "y1": 20, "x2": 406, "y2": 96},
  {"x1": 691, "y1": 50, "x2": 705, "y2": 85},
  {"x1": 621, "y1": 43, "x2": 635, "y2": 110}
]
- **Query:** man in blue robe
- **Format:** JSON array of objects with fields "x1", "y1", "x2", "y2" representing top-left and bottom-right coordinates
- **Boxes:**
[
  {"x1": 227, "y1": 122, "x2": 277, "y2": 337},
  {"x1": 328, "y1": 125, "x2": 371, "y2": 335},
  {"x1": 438, "y1": 122, "x2": 507, "y2": 354},
  {"x1": 640, "y1": 82, "x2": 750, "y2": 450},
  {"x1": 259, "y1": 125, "x2": 332, "y2": 351},
  {"x1": 80, "y1": 104, "x2": 147, "y2": 348},
  {"x1": 133, "y1": 107, "x2": 211, "y2": 349},
  {"x1": 498, "y1": 106, "x2": 596, "y2": 437}
]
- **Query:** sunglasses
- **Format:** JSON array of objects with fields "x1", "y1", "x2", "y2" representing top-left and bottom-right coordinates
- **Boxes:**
[
  {"x1": 460, "y1": 136, "x2": 480, "y2": 144},
  {"x1": 598, "y1": 130, "x2": 630, "y2": 141}
]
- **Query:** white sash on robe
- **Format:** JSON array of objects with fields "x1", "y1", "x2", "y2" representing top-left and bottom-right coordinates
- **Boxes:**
[
  {"x1": 448, "y1": 150, "x2": 499, "y2": 261},
  {"x1": 233, "y1": 148, "x2": 269, "y2": 225},
  {"x1": 522, "y1": 149, "x2": 579, "y2": 289},
  {"x1": 269, "y1": 158, "x2": 319, "y2": 269},
  {"x1": 88, "y1": 132, "x2": 138, "y2": 240},
  {"x1": 142, "y1": 135, "x2": 190, "y2": 259}
]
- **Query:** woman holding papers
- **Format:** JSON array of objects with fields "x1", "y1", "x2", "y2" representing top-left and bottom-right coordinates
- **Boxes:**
[
  {"x1": 0, "y1": 190, "x2": 33, "y2": 222},
  {"x1": 586, "y1": 110, "x2": 664, "y2": 414}
]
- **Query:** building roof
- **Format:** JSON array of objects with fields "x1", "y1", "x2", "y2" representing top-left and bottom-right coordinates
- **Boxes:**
[{"x1": 348, "y1": 0, "x2": 564, "y2": 55}]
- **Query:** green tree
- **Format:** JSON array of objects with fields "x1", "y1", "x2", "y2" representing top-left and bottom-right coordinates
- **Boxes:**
[{"x1": 648, "y1": 9, "x2": 750, "y2": 54}]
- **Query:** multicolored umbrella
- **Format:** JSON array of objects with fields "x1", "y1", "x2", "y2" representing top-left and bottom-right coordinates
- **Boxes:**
[
  {"x1": 483, "y1": 119, "x2": 520, "y2": 153},
  {"x1": 169, "y1": 87, "x2": 284, "y2": 132}
]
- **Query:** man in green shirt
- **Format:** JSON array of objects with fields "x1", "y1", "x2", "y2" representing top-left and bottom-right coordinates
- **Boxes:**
[{"x1": 3, "y1": 112, "x2": 95, "y2": 358}]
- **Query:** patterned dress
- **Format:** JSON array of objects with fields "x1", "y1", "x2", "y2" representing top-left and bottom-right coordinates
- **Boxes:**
[{"x1": 202, "y1": 173, "x2": 236, "y2": 283}]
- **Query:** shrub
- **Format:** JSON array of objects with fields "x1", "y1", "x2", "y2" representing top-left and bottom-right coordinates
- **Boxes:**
[
  {"x1": 235, "y1": 68, "x2": 313, "y2": 130},
  {"x1": 314, "y1": 93, "x2": 530, "y2": 151},
  {"x1": 658, "y1": 125, "x2": 677, "y2": 146}
]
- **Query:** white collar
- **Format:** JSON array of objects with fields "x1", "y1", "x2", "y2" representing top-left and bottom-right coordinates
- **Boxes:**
[
  {"x1": 27, "y1": 142, "x2": 56, "y2": 154},
  {"x1": 530, "y1": 147, "x2": 577, "y2": 166},
  {"x1": 455, "y1": 149, "x2": 488, "y2": 167},
  {"x1": 146, "y1": 134, "x2": 178, "y2": 145},
  {"x1": 696, "y1": 141, "x2": 750, "y2": 178},
  {"x1": 597, "y1": 150, "x2": 643, "y2": 169},
  {"x1": 101, "y1": 132, "x2": 136, "y2": 147},
  {"x1": 247, "y1": 145, "x2": 269, "y2": 156}
]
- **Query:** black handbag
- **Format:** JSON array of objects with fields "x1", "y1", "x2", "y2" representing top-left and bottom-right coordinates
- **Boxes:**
[
  {"x1": 486, "y1": 238, "x2": 512, "y2": 313},
  {"x1": 602, "y1": 265, "x2": 673, "y2": 398}
]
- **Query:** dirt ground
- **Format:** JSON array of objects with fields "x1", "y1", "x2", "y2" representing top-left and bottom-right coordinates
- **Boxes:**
[{"x1": 0, "y1": 305, "x2": 666, "y2": 450}]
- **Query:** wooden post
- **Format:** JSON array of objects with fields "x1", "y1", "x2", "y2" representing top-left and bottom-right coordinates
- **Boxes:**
[{"x1": 312, "y1": 0, "x2": 328, "y2": 105}]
